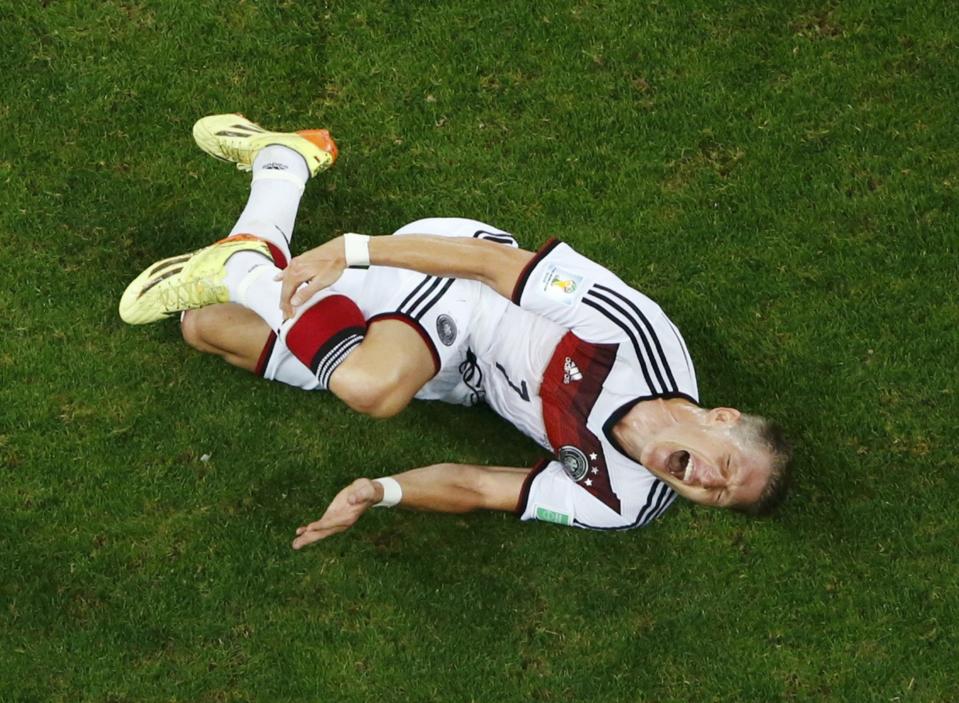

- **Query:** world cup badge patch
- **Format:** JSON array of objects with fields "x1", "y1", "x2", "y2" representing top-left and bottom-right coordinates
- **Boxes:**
[{"x1": 541, "y1": 265, "x2": 584, "y2": 306}]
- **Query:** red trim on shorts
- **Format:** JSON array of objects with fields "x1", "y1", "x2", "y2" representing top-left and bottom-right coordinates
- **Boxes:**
[
  {"x1": 367, "y1": 312, "x2": 441, "y2": 376},
  {"x1": 254, "y1": 331, "x2": 278, "y2": 377},
  {"x1": 511, "y1": 238, "x2": 560, "y2": 306},
  {"x1": 515, "y1": 458, "x2": 553, "y2": 516}
]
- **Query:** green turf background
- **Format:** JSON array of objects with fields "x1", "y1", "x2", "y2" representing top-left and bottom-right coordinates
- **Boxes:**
[{"x1": 1, "y1": 1, "x2": 957, "y2": 700}]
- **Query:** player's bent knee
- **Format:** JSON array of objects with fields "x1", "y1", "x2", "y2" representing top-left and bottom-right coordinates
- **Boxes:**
[
  {"x1": 180, "y1": 311, "x2": 208, "y2": 352},
  {"x1": 460, "y1": 465, "x2": 495, "y2": 504},
  {"x1": 329, "y1": 365, "x2": 412, "y2": 419}
]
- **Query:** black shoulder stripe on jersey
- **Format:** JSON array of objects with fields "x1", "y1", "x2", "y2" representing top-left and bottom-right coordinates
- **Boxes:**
[
  {"x1": 581, "y1": 297, "x2": 659, "y2": 393},
  {"x1": 412, "y1": 278, "x2": 455, "y2": 321},
  {"x1": 584, "y1": 288, "x2": 676, "y2": 394},
  {"x1": 648, "y1": 489, "x2": 677, "y2": 524},
  {"x1": 473, "y1": 230, "x2": 516, "y2": 246},
  {"x1": 666, "y1": 319, "x2": 694, "y2": 376},
  {"x1": 397, "y1": 275, "x2": 436, "y2": 312},
  {"x1": 593, "y1": 284, "x2": 679, "y2": 392},
  {"x1": 572, "y1": 479, "x2": 675, "y2": 531},
  {"x1": 642, "y1": 482, "x2": 676, "y2": 527},
  {"x1": 585, "y1": 290, "x2": 668, "y2": 392},
  {"x1": 400, "y1": 277, "x2": 444, "y2": 317}
]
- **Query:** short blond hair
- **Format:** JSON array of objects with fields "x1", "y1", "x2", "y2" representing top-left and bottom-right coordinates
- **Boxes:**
[{"x1": 733, "y1": 414, "x2": 792, "y2": 516}]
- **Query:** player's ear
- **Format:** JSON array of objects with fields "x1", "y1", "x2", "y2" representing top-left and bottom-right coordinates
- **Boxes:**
[{"x1": 707, "y1": 407, "x2": 741, "y2": 426}]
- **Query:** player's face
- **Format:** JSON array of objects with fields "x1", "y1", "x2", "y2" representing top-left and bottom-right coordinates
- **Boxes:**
[{"x1": 639, "y1": 408, "x2": 770, "y2": 510}]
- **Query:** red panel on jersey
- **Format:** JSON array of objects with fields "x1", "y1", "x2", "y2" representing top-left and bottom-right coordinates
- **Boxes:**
[{"x1": 540, "y1": 332, "x2": 621, "y2": 513}]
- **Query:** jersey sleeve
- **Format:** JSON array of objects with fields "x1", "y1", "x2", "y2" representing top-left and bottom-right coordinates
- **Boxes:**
[
  {"x1": 511, "y1": 239, "x2": 697, "y2": 398},
  {"x1": 511, "y1": 240, "x2": 663, "y2": 343},
  {"x1": 516, "y1": 459, "x2": 677, "y2": 531}
]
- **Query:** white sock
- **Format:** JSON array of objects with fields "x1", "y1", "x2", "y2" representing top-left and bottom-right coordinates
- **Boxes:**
[
  {"x1": 219, "y1": 145, "x2": 313, "y2": 331},
  {"x1": 234, "y1": 264, "x2": 285, "y2": 331},
  {"x1": 228, "y1": 145, "x2": 310, "y2": 259},
  {"x1": 230, "y1": 264, "x2": 337, "y2": 334}
]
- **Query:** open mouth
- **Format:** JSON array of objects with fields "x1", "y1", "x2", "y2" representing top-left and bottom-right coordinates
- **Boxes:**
[{"x1": 666, "y1": 450, "x2": 692, "y2": 482}]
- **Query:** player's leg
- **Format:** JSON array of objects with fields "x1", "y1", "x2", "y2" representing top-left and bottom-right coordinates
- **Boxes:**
[
  {"x1": 328, "y1": 319, "x2": 437, "y2": 418},
  {"x1": 209, "y1": 114, "x2": 338, "y2": 331},
  {"x1": 181, "y1": 298, "x2": 435, "y2": 416},
  {"x1": 180, "y1": 305, "x2": 270, "y2": 373},
  {"x1": 295, "y1": 218, "x2": 517, "y2": 414},
  {"x1": 119, "y1": 113, "x2": 337, "y2": 331},
  {"x1": 123, "y1": 206, "x2": 510, "y2": 414}
]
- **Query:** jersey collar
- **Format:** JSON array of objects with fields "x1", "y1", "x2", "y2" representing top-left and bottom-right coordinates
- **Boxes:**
[{"x1": 601, "y1": 391, "x2": 700, "y2": 461}]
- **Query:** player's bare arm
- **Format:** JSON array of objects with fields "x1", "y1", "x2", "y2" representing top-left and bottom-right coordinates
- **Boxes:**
[
  {"x1": 291, "y1": 463, "x2": 530, "y2": 549},
  {"x1": 279, "y1": 234, "x2": 534, "y2": 318}
]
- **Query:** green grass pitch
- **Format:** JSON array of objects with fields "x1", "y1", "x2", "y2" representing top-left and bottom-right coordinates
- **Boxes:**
[{"x1": 2, "y1": 1, "x2": 957, "y2": 700}]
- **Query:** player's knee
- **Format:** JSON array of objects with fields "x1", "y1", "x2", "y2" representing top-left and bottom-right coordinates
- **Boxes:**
[
  {"x1": 458, "y1": 465, "x2": 496, "y2": 505},
  {"x1": 330, "y1": 365, "x2": 411, "y2": 419},
  {"x1": 180, "y1": 311, "x2": 207, "y2": 352}
]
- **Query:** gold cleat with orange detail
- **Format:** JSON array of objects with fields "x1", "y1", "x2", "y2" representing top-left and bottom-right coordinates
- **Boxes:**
[
  {"x1": 119, "y1": 235, "x2": 272, "y2": 325},
  {"x1": 192, "y1": 113, "x2": 338, "y2": 177}
]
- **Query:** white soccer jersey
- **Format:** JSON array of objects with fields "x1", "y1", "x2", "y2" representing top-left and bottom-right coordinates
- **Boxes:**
[
  {"x1": 469, "y1": 239, "x2": 700, "y2": 530},
  {"x1": 258, "y1": 219, "x2": 698, "y2": 531}
]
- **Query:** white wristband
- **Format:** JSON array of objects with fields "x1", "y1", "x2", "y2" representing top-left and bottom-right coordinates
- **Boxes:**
[
  {"x1": 343, "y1": 233, "x2": 371, "y2": 268},
  {"x1": 372, "y1": 477, "x2": 403, "y2": 508}
]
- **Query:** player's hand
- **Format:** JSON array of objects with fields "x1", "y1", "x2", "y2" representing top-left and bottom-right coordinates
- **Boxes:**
[
  {"x1": 291, "y1": 478, "x2": 381, "y2": 549},
  {"x1": 277, "y1": 237, "x2": 347, "y2": 320}
]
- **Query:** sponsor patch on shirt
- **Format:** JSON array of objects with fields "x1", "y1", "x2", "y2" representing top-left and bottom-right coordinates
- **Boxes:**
[{"x1": 540, "y1": 265, "x2": 584, "y2": 306}]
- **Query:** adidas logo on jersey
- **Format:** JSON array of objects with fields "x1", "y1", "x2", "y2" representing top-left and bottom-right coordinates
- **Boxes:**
[{"x1": 563, "y1": 357, "x2": 582, "y2": 384}]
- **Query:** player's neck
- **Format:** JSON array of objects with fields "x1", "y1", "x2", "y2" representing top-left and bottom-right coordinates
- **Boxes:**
[{"x1": 612, "y1": 398, "x2": 699, "y2": 460}]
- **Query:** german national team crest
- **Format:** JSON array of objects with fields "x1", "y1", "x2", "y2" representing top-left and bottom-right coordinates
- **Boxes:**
[
  {"x1": 436, "y1": 314, "x2": 458, "y2": 346},
  {"x1": 558, "y1": 445, "x2": 589, "y2": 482}
]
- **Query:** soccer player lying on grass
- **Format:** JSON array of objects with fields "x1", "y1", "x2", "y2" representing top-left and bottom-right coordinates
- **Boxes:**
[{"x1": 120, "y1": 114, "x2": 791, "y2": 548}]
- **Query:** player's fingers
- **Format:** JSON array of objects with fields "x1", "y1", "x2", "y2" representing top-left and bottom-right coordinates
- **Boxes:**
[
  {"x1": 277, "y1": 269, "x2": 299, "y2": 319},
  {"x1": 292, "y1": 526, "x2": 334, "y2": 550},
  {"x1": 292, "y1": 528, "x2": 319, "y2": 549},
  {"x1": 290, "y1": 276, "x2": 331, "y2": 310},
  {"x1": 278, "y1": 260, "x2": 315, "y2": 316}
]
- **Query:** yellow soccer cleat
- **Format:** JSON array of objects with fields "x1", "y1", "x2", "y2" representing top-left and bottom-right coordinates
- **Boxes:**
[
  {"x1": 192, "y1": 113, "x2": 338, "y2": 177},
  {"x1": 119, "y1": 235, "x2": 272, "y2": 325}
]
